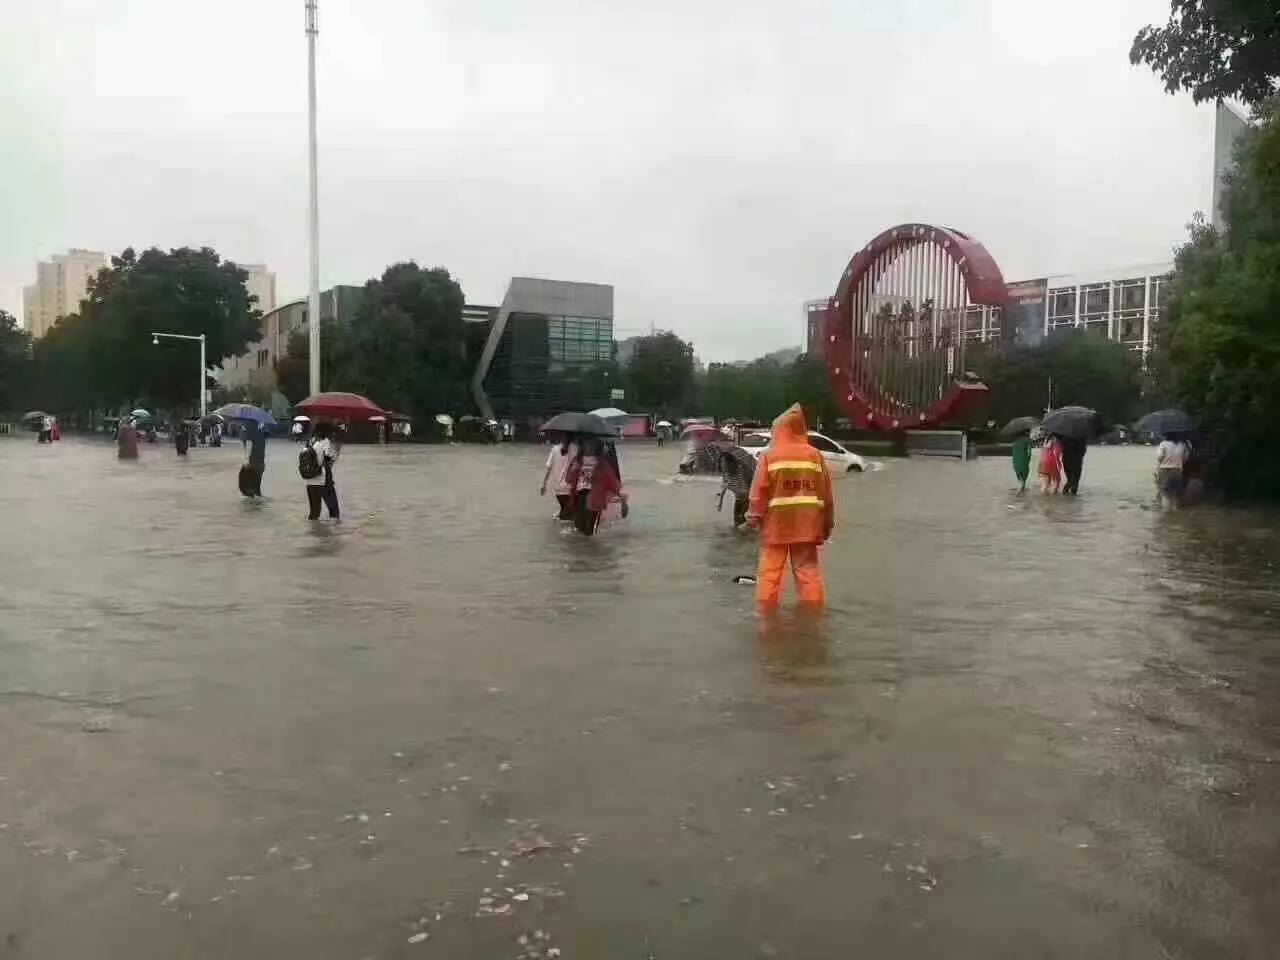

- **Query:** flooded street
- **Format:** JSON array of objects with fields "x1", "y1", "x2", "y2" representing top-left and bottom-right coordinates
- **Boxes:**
[{"x1": 2, "y1": 437, "x2": 1280, "y2": 959}]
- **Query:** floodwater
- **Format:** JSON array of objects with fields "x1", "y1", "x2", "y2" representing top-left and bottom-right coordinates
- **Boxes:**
[{"x1": 2, "y1": 437, "x2": 1280, "y2": 959}]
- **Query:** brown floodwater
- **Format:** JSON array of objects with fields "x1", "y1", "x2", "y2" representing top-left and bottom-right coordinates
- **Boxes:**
[{"x1": 1, "y1": 436, "x2": 1279, "y2": 959}]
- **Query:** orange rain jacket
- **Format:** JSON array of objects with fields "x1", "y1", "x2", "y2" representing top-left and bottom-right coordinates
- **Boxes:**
[{"x1": 747, "y1": 404, "x2": 835, "y2": 546}]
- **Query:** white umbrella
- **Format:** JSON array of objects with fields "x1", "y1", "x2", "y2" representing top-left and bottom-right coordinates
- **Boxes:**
[
  {"x1": 656, "y1": 419, "x2": 673, "y2": 428},
  {"x1": 589, "y1": 406, "x2": 629, "y2": 421},
  {"x1": 435, "y1": 414, "x2": 454, "y2": 426},
  {"x1": 293, "y1": 414, "x2": 311, "y2": 422},
  {"x1": 368, "y1": 415, "x2": 387, "y2": 422}
]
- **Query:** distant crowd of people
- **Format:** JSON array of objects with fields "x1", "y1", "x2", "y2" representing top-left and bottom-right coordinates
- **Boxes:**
[{"x1": 1009, "y1": 430, "x2": 1203, "y2": 510}]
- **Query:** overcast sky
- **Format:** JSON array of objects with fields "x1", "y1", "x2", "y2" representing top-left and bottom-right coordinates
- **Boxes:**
[{"x1": 1, "y1": 0, "x2": 1213, "y2": 361}]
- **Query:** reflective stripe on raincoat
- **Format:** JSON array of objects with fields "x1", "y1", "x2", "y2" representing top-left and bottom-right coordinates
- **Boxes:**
[{"x1": 747, "y1": 403, "x2": 835, "y2": 545}]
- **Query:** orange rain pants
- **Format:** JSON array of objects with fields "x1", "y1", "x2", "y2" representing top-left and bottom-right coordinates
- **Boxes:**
[{"x1": 755, "y1": 543, "x2": 825, "y2": 608}]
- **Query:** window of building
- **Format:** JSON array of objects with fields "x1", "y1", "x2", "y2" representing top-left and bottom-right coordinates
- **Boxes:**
[
  {"x1": 257, "y1": 349, "x2": 269, "y2": 368},
  {"x1": 1117, "y1": 279, "x2": 1144, "y2": 312},
  {"x1": 1118, "y1": 315, "x2": 1144, "y2": 343},
  {"x1": 1081, "y1": 283, "x2": 1109, "y2": 323},
  {"x1": 1048, "y1": 288, "x2": 1076, "y2": 327},
  {"x1": 963, "y1": 305, "x2": 985, "y2": 342},
  {"x1": 1148, "y1": 274, "x2": 1171, "y2": 334}
]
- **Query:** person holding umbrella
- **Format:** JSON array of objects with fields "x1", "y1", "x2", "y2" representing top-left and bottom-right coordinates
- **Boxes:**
[
  {"x1": 540, "y1": 432, "x2": 578, "y2": 521},
  {"x1": 565, "y1": 437, "x2": 627, "y2": 536},
  {"x1": 699, "y1": 439, "x2": 757, "y2": 526},
  {"x1": 1040, "y1": 406, "x2": 1101, "y2": 496},
  {"x1": 241, "y1": 421, "x2": 268, "y2": 497},
  {"x1": 1154, "y1": 434, "x2": 1191, "y2": 510}
]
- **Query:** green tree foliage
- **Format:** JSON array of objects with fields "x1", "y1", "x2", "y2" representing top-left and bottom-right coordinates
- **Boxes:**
[
  {"x1": 0, "y1": 310, "x2": 32, "y2": 414},
  {"x1": 625, "y1": 331, "x2": 696, "y2": 410},
  {"x1": 275, "y1": 319, "x2": 348, "y2": 404},
  {"x1": 1155, "y1": 98, "x2": 1280, "y2": 498},
  {"x1": 788, "y1": 354, "x2": 842, "y2": 429},
  {"x1": 24, "y1": 247, "x2": 261, "y2": 417},
  {"x1": 1131, "y1": 0, "x2": 1280, "y2": 105},
  {"x1": 698, "y1": 355, "x2": 842, "y2": 429},
  {"x1": 967, "y1": 330, "x2": 1145, "y2": 428},
  {"x1": 275, "y1": 263, "x2": 471, "y2": 421},
  {"x1": 352, "y1": 262, "x2": 469, "y2": 417},
  {"x1": 701, "y1": 360, "x2": 789, "y2": 422}
]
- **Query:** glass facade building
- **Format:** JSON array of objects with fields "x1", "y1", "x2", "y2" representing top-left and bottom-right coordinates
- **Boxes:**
[{"x1": 472, "y1": 278, "x2": 616, "y2": 426}]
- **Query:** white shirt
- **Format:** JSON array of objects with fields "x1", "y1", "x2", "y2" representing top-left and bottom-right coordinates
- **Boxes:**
[
  {"x1": 1156, "y1": 439, "x2": 1188, "y2": 470},
  {"x1": 305, "y1": 438, "x2": 339, "y2": 486},
  {"x1": 545, "y1": 443, "x2": 576, "y2": 496}
]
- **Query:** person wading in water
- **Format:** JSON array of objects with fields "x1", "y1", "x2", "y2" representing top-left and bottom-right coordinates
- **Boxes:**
[
  {"x1": 300, "y1": 422, "x2": 341, "y2": 520},
  {"x1": 747, "y1": 403, "x2": 835, "y2": 609}
]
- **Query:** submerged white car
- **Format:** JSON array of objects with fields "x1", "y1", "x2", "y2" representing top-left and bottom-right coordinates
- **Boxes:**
[{"x1": 739, "y1": 431, "x2": 868, "y2": 473}]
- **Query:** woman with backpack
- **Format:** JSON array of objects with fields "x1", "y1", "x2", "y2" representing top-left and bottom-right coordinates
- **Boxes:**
[{"x1": 300, "y1": 421, "x2": 341, "y2": 520}]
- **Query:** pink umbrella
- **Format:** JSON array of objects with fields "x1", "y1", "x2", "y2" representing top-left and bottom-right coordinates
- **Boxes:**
[{"x1": 296, "y1": 392, "x2": 385, "y2": 421}]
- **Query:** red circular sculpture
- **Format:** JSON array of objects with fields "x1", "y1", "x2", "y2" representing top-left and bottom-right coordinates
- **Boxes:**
[{"x1": 822, "y1": 223, "x2": 1009, "y2": 429}]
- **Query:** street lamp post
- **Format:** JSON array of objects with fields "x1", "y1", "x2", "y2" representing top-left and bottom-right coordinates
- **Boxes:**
[
  {"x1": 305, "y1": 0, "x2": 321, "y2": 396},
  {"x1": 151, "y1": 332, "x2": 208, "y2": 418}
]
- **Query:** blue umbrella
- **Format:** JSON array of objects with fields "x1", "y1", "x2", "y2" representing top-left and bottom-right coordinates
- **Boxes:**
[{"x1": 212, "y1": 403, "x2": 278, "y2": 429}]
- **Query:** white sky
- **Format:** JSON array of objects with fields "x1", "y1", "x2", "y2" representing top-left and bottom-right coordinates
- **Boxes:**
[{"x1": 0, "y1": 0, "x2": 1212, "y2": 361}]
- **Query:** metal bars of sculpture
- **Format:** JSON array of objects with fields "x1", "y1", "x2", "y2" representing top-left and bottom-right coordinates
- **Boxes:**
[{"x1": 822, "y1": 223, "x2": 1009, "y2": 429}]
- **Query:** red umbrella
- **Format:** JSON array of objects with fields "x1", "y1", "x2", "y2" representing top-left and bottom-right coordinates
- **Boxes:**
[{"x1": 296, "y1": 392, "x2": 385, "y2": 421}]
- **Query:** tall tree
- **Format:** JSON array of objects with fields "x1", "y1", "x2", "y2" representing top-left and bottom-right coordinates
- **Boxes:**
[
  {"x1": 274, "y1": 262, "x2": 471, "y2": 419},
  {"x1": 625, "y1": 331, "x2": 695, "y2": 410},
  {"x1": 348, "y1": 262, "x2": 469, "y2": 417},
  {"x1": 967, "y1": 330, "x2": 1144, "y2": 428},
  {"x1": 787, "y1": 355, "x2": 842, "y2": 431},
  {"x1": 1155, "y1": 97, "x2": 1280, "y2": 498},
  {"x1": 0, "y1": 310, "x2": 31, "y2": 414},
  {"x1": 1131, "y1": 0, "x2": 1280, "y2": 105},
  {"x1": 25, "y1": 246, "x2": 262, "y2": 416},
  {"x1": 275, "y1": 319, "x2": 347, "y2": 404}
]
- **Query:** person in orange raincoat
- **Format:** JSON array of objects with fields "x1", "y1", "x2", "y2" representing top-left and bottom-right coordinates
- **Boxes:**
[{"x1": 747, "y1": 403, "x2": 835, "y2": 608}]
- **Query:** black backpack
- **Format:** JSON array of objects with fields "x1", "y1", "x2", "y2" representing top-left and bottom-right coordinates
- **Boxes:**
[{"x1": 298, "y1": 442, "x2": 322, "y2": 480}]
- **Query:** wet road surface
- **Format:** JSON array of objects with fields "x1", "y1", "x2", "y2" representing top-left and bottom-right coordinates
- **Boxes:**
[{"x1": 2, "y1": 437, "x2": 1280, "y2": 959}]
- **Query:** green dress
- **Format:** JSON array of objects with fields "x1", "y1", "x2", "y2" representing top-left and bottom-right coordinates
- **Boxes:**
[{"x1": 1011, "y1": 436, "x2": 1032, "y2": 481}]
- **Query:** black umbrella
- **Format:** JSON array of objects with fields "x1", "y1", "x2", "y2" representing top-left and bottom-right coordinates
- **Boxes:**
[
  {"x1": 540, "y1": 411, "x2": 616, "y2": 437},
  {"x1": 1137, "y1": 408, "x2": 1194, "y2": 436},
  {"x1": 999, "y1": 416, "x2": 1040, "y2": 438},
  {"x1": 1041, "y1": 405, "x2": 1104, "y2": 440}
]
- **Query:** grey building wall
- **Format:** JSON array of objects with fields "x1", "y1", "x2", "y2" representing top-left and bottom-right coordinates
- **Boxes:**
[
  {"x1": 1212, "y1": 101, "x2": 1251, "y2": 232},
  {"x1": 471, "y1": 277, "x2": 615, "y2": 421}
]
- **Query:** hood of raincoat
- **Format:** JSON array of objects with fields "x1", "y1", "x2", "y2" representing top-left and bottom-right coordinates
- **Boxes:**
[{"x1": 771, "y1": 403, "x2": 809, "y2": 446}]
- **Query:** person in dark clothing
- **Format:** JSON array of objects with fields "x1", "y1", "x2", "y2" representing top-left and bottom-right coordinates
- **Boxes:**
[
  {"x1": 175, "y1": 422, "x2": 190, "y2": 456},
  {"x1": 243, "y1": 421, "x2": 268, "y2": 496},
  {"x1": 1058, "y1": 435, "x2": 1087, "y2": 495}
]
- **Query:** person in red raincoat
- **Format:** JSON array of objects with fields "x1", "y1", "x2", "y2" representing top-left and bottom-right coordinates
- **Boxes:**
[
  {"x1": 565, "y1": 439, "x2": 627, "y2": 536},
  {"x1": 747, "y1": 403, "x2": 835, "y2": 608}
]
